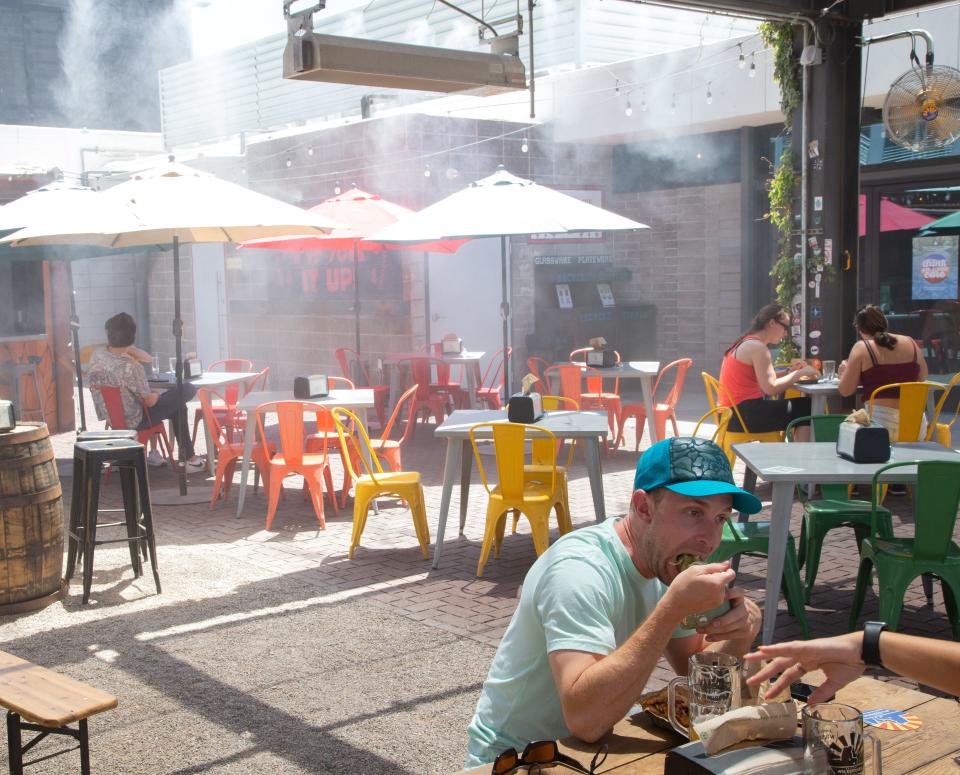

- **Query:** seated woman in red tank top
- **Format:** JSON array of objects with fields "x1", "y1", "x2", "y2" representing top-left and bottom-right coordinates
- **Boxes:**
[
  {"x1": 838, "y1": 304, "x2": 928, "y2": 438},
  {"x1": 719, "y1": 303, "x2": 819, "y2": 441}
]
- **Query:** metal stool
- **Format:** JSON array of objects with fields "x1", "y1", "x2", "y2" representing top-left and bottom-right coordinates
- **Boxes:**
[
  {"x1": 65, "y1": 438, "x2": 160, "y2": 604},
  {"x1": 0, "y1": 364, "x2": 45, "y2": 422}
]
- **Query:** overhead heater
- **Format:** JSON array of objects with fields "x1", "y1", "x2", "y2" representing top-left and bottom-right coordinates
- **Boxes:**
[{"x1": 282, "y1": 2, "x2": 528, "y2": 95}]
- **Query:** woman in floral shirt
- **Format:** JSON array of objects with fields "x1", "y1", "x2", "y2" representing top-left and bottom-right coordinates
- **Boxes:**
[{"x1": 87, "y1": 312, "x2": 203, "y2": 470}]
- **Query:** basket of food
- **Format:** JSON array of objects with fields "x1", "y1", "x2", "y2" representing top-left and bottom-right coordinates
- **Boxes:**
[{"x1": 638, "y1": 684, "x2": 690, "y2": 737}]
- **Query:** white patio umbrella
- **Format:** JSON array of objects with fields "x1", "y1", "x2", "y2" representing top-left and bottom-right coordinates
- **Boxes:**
[
  {"x1": 2, "y1": 162, "x2": 342, "y2": 499},
  {"x1": 366, "y1": 166, "x2": 649, "y2": 394}
]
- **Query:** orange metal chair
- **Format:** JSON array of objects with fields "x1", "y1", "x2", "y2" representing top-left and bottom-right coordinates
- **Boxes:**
[
  {"x1": 702, "y1": 372, "x2": 783, "y2": 467},
  {"x1": 429, "y1": 342, "x2": 469, "y2": 409},
  {"x1": 526, "y1": 356, "x2": 552, "y2": 390},
  {"x1": 305, "y1": 376, "x2": 355, "y2": 505},
  {"x1": 257, "y1": 401, "x2": 338, "y2": 530},
  {"x1": 616, "y1": 358, "x2": 693, "y2": 450},
  {"x1": 200, "y1": 388, "x2": 273, "y2": 508},
  {"x1": 335, "y1": 347, "x2": 389, "y2": 428},
  {"x1": 470, "y1": 422, "x2": 571, "y2": 577},
  {"x1": 568, "y1": 349, "x2": 622, "y2": 440},
  {"x1": 94, "y1": 385, "x2": 176, "y2": 466},
  {"x1": 476, "y1": 347, "x2": 511, "y2": 409},
  {"x1": 332, "y1": 407, "x2": 430, "y2": 560},
  {"x1": 190, "y1": 358, "x2": 254, "y2": 445},
  {"x1": 404, "y1": 358, "x2": 452, "y2": 431}
]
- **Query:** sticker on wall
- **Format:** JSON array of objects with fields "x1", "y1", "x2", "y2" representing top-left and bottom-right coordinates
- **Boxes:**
[
  {"x1": 808, "y1": 236, "x2": 819, "y2": 252},
  {"x1": 809, "y1": 330, "x2": 821, "y2": 339},
  {"x1": 813, "y1": 158, "x2": 824, "y2": 171},
  {"x1": 809, "y1": 345, "x2": 820, "y2": 355},
  {"x1": 814, "y1": 213, "x2": 823, "y2": 226},
  {"x1": 811, "y1": 306, "x2": 823, "y2": 319},
  {"x1": 814, "y1": 196, "x2": 823, "y2": 211},
  {"x1": 808, "y1": 139, "x2": 820, "y2": 158},
  {"x1": 791, "y1": 325, "x2": 802, "y2": 338},
  {"x1": 824, "y1": 238, "x2": 833, "y2": 266},
  {"x1": 808, "y1": 280, "x2": 816, "y2": 289},
  {"x1": 814, "y1": 272, "x2": 823, "y2": 299}
]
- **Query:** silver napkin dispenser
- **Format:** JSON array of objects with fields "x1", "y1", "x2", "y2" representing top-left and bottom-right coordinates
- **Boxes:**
[
  {"x1": 184, "y1": 358, "x2": 204, "y2": 379},
  {"x1": 836, "y1": 421, "x2": 890, "y2": 463},
  {"x1": 294, "y1": 374, "x2": 329, "y2": 399},
  {"x1": 507, "y1": 392, "x2": 543, "y2": 424},
  {"x1": 441, "y1": 336, "x2": 463, "y2": 354},
  {"x1": 586, "y1": 349, "x2": 617, "y2": 368},
  {"x1": 0, "y1": 400, "x2": 15, "y2": 432}
]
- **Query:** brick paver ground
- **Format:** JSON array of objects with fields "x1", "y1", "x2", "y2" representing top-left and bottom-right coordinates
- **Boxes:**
[{"x1": 38, "y1": 388, "x2": 960, "y2": 700}]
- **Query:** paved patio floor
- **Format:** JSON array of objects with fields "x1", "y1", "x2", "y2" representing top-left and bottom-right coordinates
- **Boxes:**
[{"x1": 1, "y1": 389, "x2": 957, "y2": 773}]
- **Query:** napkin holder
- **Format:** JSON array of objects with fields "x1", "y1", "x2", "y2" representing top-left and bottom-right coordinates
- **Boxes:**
[
  {"x1": 293, "y1": 374, "x2": 329, "y2": 399},
  {"x1": 664, "y1": 737, "x2": 815, "y2": 775},
  {"x1": 507, "y1": 392, "x2": 543, "y2": 424},
  {"x1": 836, "y1": 421, "x2": 890, "y2": 464},
  {"x1": 0, "y1": 400, "x2": 15, "y2": 432},
  {"x1": 586, "y1": 349, "x2": 617, "y2": 368},
  {"x1": 183, "y1": 358, "x2": 204, "y2": 380},
  {"x1": 441, "y1": 334, "x2": 462, "y2": 354}
]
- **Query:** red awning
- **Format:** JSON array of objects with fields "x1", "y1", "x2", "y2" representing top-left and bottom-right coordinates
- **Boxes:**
[{"x1": 858, "y1": 194, "x2": 935, "y2": 237}]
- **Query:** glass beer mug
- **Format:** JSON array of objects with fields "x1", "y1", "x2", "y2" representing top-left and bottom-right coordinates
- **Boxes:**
[
  {"x1": 803, "y1": 703, "x2": 882, "y2": 775},
  {"x1": 668, "y1": 652, "x2": 742, "y2": 739}
]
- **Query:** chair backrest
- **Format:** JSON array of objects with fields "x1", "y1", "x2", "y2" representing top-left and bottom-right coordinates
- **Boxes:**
[
  {"x1": 93, "y1": 385, "x2": 130, "y2": 430},
  {"x1": 242, "y1": 367, "x2": 270, "y2": 397},
  {"x1": 334, "y1": 347, "x2": 374, "y2": 386},
  {"x1": 381, "y1": 383, "x2": 419, "y2": 444},
  {"x1": 332, "y1": 406, "x2": 385, "y2": 484},
  {"x1": 930, "y1": 371, "x2": 960, "y2": 437},
  {"x1": 692, "y1": 406, "x2": 731, "y2": 443},
  {"x1": 256, "y1": 401, "x2": 329, "y2": 467},
  {"x1": 571, "y1": 348, "x2": 621, "y2": 393},
  {"x1": 479, "y1": 348, "x2": 511, "y2": 392},
  {"x1": 654, "y1": 358, "x2": 693, "y2": 408},
  {"x1": 872, "y1": 460, "x2": 960, "y2": 562},
  {"x1": 544, "y1": 363, "x2": 594, "y2": 403},
  {"x1": 208, "y1": 359, "x2": 254, "y2": 405},
  {"x1": 329, "y1": 376, "x2": 356, "y2": 390},
  {"x1": 569, "y1": 347, "x2": 622, "y2": 364},
  {"x1": 469, "y1": 422, "x2": 556, "y2": 501},
  {"x1": 702, "y1": 372, "x2": 750, "y2": 434},
  {"x1": 868, "y1": 381, "x2": 944, "y2": 442},
  {"x1": 406, "y1": 358, "x2": 437, "y2": 400},
  {"x1": 526, "y1": 356, "x2": 552, "y2": 389},
  {"x1": 198, "y1": 388, "x2": 230, "y2": 453},
  {"x1": 541, "y1": 395, "x2": 579, "y2": 411}
]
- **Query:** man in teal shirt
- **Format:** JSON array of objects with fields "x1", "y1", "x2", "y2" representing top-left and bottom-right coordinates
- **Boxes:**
[{"x1": 465, "y1": 437, "x2": 763, "y2": 769}]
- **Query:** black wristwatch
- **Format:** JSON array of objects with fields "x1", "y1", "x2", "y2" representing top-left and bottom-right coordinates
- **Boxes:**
[{"x1": 862, "y1": 621, "x2": 887, "y2": 668}]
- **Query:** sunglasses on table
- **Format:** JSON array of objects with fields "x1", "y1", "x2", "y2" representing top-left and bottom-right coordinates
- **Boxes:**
[{"x1": 492, "y1": 740, "x2": 608, "y2": 774}]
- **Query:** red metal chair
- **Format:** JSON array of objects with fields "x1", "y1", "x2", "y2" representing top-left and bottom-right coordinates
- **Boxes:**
[
  {"x1": 94, "y1": 385, "x2": 175, "y2": 466},
  {"x1": 476, "y1": 347, "x2": 511, "y2": 409},
  {"x1": 200, "y1": 388, "x2": 273, "y2": 508},
  {"x1": 615, "y1": 358, "x2": 693, "y2": 450},
  {"x1": 526, "y1": 356, "x2": 552, "y2": 391},
  {"x1": 305, "y1": 376, "x2": 355, "y2": 505},
  {"x1": 546, "y1": 362, "x2": 619, "y2": 445},
  {"x1": 570, "y1": 348, "x2": 622, "y2": 441},
  {"x1": 429, "y1": 342, "x2": 469, "y2": 409},
  {"x1": 190, "y1": 358, "x2": 254, "y2": 445},
  {"x1": 400, "y1": 358, "x2": 454, "y2": 432},
  {"x1": 335, "y1": 347, "x2": 389, "y2": 428}
]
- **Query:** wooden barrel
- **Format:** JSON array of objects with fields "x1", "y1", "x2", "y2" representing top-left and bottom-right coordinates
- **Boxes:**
[{"x1": 0, "y1": 423, "x2": 64, "y2": 614}]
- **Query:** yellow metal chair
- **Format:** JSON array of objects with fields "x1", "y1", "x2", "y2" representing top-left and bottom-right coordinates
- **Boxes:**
[
  {"x1": 470, "y1": 422, "x2": 571, "y2": 577},
  {"x1": 929, "y1": 372, "x2": 960, "y2": 447},
  {"x1": 332, "y1": 407, "x2": 430, "y2": 560},
  {"x1": 702, "y1": 372, "x2": 783, "y2": 467},
  {"x1": 868, "y1": 381, "x2": 946, "y2": 443},
  {"x1": 692, "y1": 406, "x2": 732, "y2": 444}
]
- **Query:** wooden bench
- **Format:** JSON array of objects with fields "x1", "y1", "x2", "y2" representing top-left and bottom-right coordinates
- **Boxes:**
[{"x1": 0, "y1": 650, "x2": 117, "y2": 774}]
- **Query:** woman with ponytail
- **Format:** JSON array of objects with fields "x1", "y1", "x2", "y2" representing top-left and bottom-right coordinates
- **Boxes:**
[
  {"x1": 838, "y1": 304, "x2": 928, "y2": 437},
  {"x1": 719, "y1": 303, "x2": 819, "y2": 440}
]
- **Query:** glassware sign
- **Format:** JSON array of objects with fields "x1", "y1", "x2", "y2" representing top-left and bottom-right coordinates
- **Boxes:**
[{"x1": 528, "y1": 187, "x2": 606, "y2": 243}]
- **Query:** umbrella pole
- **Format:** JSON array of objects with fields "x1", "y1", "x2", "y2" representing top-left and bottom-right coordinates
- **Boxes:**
[
  {"x1": 423, "y1": 251, "x2": 431, "y2": 346},
  {"x1": 500, "y1": 235, "x2": 510, "y2": 397},
  {"x1": 353, "y1": 243, "x2": 361, "y2": 356},
  {"x1": 65, "y1": 260, "x2": 87, "y2": 433},
  {"x1": 173, "y1": 236, "x2": 187, "y2": 497}
]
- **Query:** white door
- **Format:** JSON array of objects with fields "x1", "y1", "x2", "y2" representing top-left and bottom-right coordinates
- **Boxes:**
[
  {"x1": 427, "y1": 238, "x2": 504, "y2": 377},
  {"x1": 190, "y1": 244, "x2": 228, "y2": 365}
]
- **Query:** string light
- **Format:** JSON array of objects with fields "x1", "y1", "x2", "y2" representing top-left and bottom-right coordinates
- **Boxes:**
[
  {"x1": 424, "y1": 164, "x2": 431, "y2": 178},
  {"x1": 749, "y1": 51, "x2": 757, "y2": 78},
  {"x1": 738, "y1": 43, "x2": 746, "y2": 69},
  {"x1": 671, "y1": 93, "x2": 677, "y2": 115},
  {"x1": 625, "y1": 99, "x2": 633, "y2": 117},
  {"x1": 334, "y1": 179, "x2": 341, "y2": 195},
  {"x1": 307, "y1": 146, "x2": 314, "y2": 156},
  {"x1": 521, "y1": 136, "x2": 529, "y2": 153},
  {"x1": 706, "y1": 82, "x2": 713, "y2": 105},
  {"x1": 285, "y1": 157, "x2": 292, "y2": 168},
  {"x1": 641, "y1": 89, "x2": 647, "y2": 112}
]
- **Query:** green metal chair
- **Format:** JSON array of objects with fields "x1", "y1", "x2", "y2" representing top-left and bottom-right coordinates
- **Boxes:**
[
  {"x1": 706, "y1": 521, "x2": 810, "y2": 639},
  {"x1": 850, "y1": 460, "x2": 960, "y2": 639},
  {"x1": 785, "y1": 415, "x2": 895, "y2": 603}
]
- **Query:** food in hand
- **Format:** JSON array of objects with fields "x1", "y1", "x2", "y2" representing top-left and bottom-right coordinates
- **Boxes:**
[
  {"x1": 673, "y1": 553, "x2": 699, "y2": 571},
  {"x1": 670, "y1": 554, "x2": 731, "y2": 629},
  {"x1": 640, "y1": 686, "x2": 690, "y2": 731}
]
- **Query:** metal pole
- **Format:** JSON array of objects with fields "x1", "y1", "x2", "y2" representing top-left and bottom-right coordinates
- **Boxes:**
[
  {"x1": 173, "y1": 236, "x2": 187, "y2": 496},
  {"x1": 500, "y1": 235, "x2": 511, "y2": 396},
  {"x1": 800, "y1": 23, "x2": 810, "y2": 360},
  {"x1": 423, "y1": 251, "x2": 431, "y2": 346},
  {"x1": 65, "y1": 260, "x2": 87, "y2": 432},
  {"x1": 353, "y1": 242, "x2": 362, "y2": 355}
]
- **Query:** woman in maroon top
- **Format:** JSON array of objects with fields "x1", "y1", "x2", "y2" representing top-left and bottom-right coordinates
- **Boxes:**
[{"x1": 838, "y1": 305, "x2": 928, "y2": 438}]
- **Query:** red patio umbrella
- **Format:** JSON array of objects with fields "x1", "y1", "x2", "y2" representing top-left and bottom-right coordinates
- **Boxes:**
[
  {"x1": 240, "y1": 188, "x2": 467, "y2": 354},
  {"x1": 858, "y1": 194, "x2": 935, "y2": 237}
]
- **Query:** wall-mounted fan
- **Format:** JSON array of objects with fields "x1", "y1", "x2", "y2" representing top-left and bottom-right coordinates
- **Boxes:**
[{"x1": 874, "y1": 31, "x2": 960, "y2": 152}]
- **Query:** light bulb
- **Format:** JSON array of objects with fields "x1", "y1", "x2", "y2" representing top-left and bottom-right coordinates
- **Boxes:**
[
  {"x1": 738, "y1": 44, "x2": 746, "y2": 69},
  {"x1": 749, "y1": 52, "x2": 757, "y2": 78},
  {"x1": 285, "y1": 157, "x2": 292, "y2": 168},
  {"x1": 307, "y1": 147, "x2": 314, "y2": 156},
  {"x1": 706, "y1": 84, "x2": 712, "y2": 105},
  {"x1": 625, "y1": 100, "x2": 633, "y2": 117},
  {"x1": 521, "y1": 137, "x2": 529, "y2": 153},
  {"x1": 334, "y1": 180, "x2": 341, "y2": 195},
  {"x1": 424, "y1": 165, "x2": 431, "y2": 178}
]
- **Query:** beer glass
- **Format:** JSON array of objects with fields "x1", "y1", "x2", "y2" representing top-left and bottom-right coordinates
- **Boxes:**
[
  {"x1": 822, "y1": 360, "x2": 837, "y2": 382},
  {"x1": 151, "y1": 355, "x2": 160, "y2": 376},
  {"x1": 803, "y1": 703, "x2": 882, "y2": 775},
  {"x1": 668, "y1": 652, "x2": 741, "y2": 739},
  {"x1": 169, "y1": 357, "x2": 178, "y2": 375}
]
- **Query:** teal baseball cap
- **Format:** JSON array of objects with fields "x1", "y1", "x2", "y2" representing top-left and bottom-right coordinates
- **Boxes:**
[{"x1": 634, "y1": 437, "x2": 762, "y2": 514}]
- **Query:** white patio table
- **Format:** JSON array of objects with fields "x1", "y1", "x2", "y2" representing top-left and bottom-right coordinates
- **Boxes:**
[
  {"x1": 232, "y1": 388, "x2": 374, "y2": 518},
  {"x1": 733, "y1": 440, "x2": 959, "y2": 644},
  {"x1": 431, "y1": 409, "x2": 610, "y2": 569},
  {"x1": 383, "y1": 351, "x2": 485, "y2": 410},
  {"x1": 794, "y1": 379, "x2": 842, "y2": 418}
]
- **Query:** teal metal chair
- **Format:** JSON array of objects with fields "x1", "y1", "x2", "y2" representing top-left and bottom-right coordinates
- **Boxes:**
[
  {"x1": 785, "y1": 415, "x2": 895, "y2": 603},
  {"x1": 706, "y1": 521, "x2": 810, "y2": 639},
  {"x1": 850, "y1": 460, "x2": 960, "y2": 639}
]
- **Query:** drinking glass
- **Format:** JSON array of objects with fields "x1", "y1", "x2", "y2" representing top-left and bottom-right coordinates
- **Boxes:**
[
  {"x1": 823, "y1": 360, "x2": 837, "y2": 382},
  {"x1": 151, "y1": 355, "x2": 160, "y2": 376},
  {"x1": 169, "y1": 357, "x2": 178, "y2": 375},
  {"x1": 668, "y1": 652, "x2": 741, "y2": 739},
  {"x1": 803, "y1": 703, "x2": 882, "y2": 775}
]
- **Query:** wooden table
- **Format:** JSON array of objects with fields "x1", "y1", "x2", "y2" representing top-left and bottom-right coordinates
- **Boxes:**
[
  {"x1": 733, "y1": 441, "x2": 960, "y2": 644},
  {"x1": 233, "y1": 389, "x2": 374, "y2": 518},
  {"x1": 453, "y1": 674, "x2": 960, "y2": 773},
  {"x1": 431, "y1": 409, "x2": 609, "y2": 569},
  {"x1": 383, "y1": 351, "x2": 485, "y2": 409}
]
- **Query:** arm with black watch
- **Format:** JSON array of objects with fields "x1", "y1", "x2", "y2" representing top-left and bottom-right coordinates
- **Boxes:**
[{"x1": 861, "y1": 621, "x2": 887, "y2": 669}]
